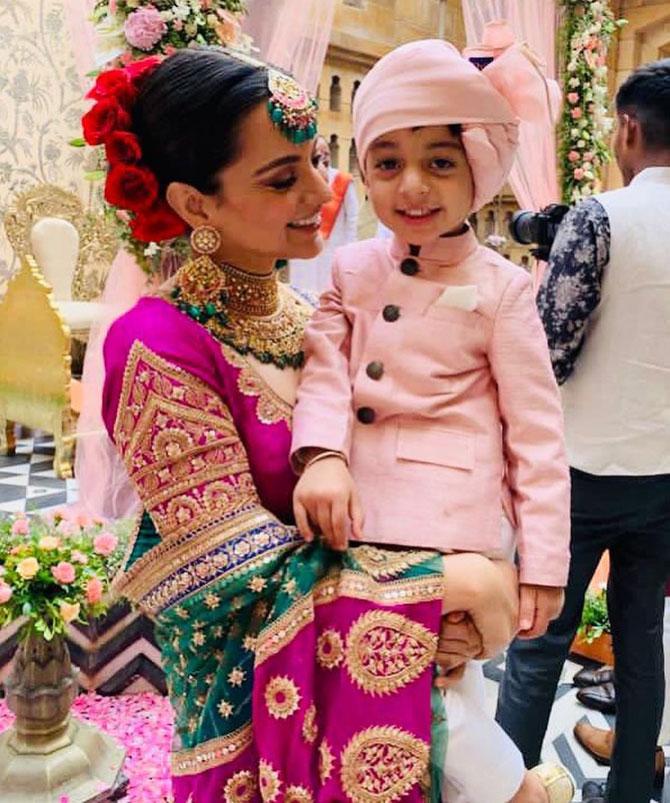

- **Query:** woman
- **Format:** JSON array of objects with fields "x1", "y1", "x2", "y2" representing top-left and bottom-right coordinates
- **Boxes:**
[{"x1": 96, "y1": 49, "x2": 518, "y2": 802}]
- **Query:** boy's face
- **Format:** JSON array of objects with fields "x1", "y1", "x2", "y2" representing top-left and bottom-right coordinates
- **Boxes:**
[{"x1": 364, "y1": 125, "x2": 474, "y2": 245}]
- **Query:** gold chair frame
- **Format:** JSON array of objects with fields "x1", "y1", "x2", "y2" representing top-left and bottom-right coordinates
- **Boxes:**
[{"x1": 0, "y1": 184, "x2": 118, "y2": 478}]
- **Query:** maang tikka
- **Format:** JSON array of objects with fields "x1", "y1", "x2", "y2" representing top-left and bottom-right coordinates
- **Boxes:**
[{"x1": 267, "y1": 69, "x2": 318, "y2": 144}]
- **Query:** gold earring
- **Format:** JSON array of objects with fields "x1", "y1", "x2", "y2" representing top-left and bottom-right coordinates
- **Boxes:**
[{"x1": 190, "y1": 225, "x2": 221, "y2": 255}]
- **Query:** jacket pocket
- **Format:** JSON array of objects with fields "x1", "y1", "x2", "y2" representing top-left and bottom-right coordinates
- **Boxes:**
[{"x1": 396, "y1": 425, "x2": 475, "y2": 471}]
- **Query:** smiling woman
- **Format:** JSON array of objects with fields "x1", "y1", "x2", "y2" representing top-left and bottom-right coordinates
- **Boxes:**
[{"x1": 92, "y1": 46, "x2": 520, "y2": 803}]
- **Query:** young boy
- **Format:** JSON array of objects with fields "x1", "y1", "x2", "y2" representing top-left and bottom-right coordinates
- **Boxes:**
[{"x1": 291, "y1": 38, "x2": 573, "y2": 803}]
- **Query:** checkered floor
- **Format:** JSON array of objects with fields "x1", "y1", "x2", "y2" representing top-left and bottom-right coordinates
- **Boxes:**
[
  {"x1": 0, "y1": 435, "x2": 666, "y2": 801},
  {"x1": 0, "y1": 434, "x2": 79, "y2": 514}
]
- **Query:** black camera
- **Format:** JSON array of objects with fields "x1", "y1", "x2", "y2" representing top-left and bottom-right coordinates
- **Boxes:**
[{"x1": 509, "y1": 203, "x2": 570, "y2": 261}]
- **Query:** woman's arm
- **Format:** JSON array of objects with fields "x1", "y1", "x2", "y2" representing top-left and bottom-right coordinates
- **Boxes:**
[{"x1": 102, "y1": 338, "x2": 301, "y2": 615}]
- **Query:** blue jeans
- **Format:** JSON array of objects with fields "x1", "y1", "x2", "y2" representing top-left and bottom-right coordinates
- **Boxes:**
[{"x1": 496, "y1": 468, "x2": 670, "y2": 803}]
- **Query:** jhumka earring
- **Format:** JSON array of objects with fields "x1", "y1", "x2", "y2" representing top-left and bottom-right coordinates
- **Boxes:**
[{"x1": 190, "y1": 225, "x2": 221, "y2": 255}]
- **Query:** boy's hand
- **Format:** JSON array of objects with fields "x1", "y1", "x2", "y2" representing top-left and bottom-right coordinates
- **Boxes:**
[
  {"x1": 517, "y1": 584, "x2": 565, "y2": 639},
  {"x1": 293, "y1": 457, "x2": 364, "y2": 551}
]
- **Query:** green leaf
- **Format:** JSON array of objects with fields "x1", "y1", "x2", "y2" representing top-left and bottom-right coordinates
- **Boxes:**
[
  {"x1": 84, "y1": 170, "x2": 106, "y2": 182},
  {"x1": 69, "y1": 137, "x2": 87, "y2": 148}
]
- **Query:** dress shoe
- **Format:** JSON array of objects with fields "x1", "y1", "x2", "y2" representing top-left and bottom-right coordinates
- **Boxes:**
[
  {"x1": 577, "y1": 681, "x2": 616, "y2": 714},
  {"x1": 574, "y1": 722, "x2": 666, "y2": 784},
  {"x1": 573, "y1": 665, "x2": 614, "y2": 688},
  {"x1": 582, "y1": 779, "x2": 606, "y2": 802},
  {"x1": 574, "y1": 721, "x2": 612, "y2": 765},
  {"x1": 529, "y1": 763, "x2": 575, "y2": 803}
]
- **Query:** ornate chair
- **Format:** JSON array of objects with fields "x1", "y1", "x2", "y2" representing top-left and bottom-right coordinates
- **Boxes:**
[{"x1": 0, "y1": 185, "x2": 117, "y2": 478}]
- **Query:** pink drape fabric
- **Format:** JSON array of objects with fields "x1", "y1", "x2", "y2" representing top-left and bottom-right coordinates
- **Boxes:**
[
  {"x1": 462, "y1": 1, "x2": 561, "y2": 287},
  {"x1": 63, "y1": 0, "x2": 97, "y2": 89},
  {"x1": 242, "y1": 0, "x2": 336, "y2": 94}
]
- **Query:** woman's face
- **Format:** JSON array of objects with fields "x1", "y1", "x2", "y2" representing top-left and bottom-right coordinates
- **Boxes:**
[
  {"x1": 364, "y1": 125, "x2": 474, "y2": 245},
  {"x1": 171, "y1": 103, "x2": 331, "y2": 271}
]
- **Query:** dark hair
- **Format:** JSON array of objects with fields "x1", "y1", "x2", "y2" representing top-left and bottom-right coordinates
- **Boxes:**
[
  {"x1": 133, "y1": 49, "x2": 270, "y2": 194},
  {"x1": 616, "y1": 59, "x2": 670, "y2": 152}
]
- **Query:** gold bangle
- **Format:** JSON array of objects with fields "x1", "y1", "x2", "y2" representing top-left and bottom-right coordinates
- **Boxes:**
[{"x1": 303, "y1": 450, "x2": 347, "y2": 471}]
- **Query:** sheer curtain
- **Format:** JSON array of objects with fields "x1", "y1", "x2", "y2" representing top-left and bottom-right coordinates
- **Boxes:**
[
  {"x1": 462, "y1": 1, "x2": 561, "y2": 286},
  {"x1": 242, "y1": 0, "x2": 336, "y2": 94}
]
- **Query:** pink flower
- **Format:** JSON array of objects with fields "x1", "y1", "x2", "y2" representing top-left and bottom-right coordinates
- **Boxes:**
[
  {"x1": 583, "y1": 151, "x2": 594, "y2": 162},
  {"x1": 567, "y1": 92, "x2": 580, "y2": 104},
  {"x1": 571, "y1": 107, "x2": 583, "y2": 120},
  {"x1": 94, "y1": 531, "x2": 119, "y2": 557},
  {"x1": 573, "y1": 167, "x2": 585, "y2": 180},
  {"x1": 568, "y1": 150, "x2": 580, "y2": 163},
  {"x1": 52, "y1": 561, "x2": 76, "y2": 584},
  {"x1": 71, "y1": 550, "x2": 89, "y2": 565},
  {"x1": 86, "y1": 577, "x2": 104, "y2": 605},
  {"x1": 124, "y1": 7, "x2": 168, "y2": 51},
  {"x1": 0, "y1": 582, "x2": 13, "y2": 604},
  {"x1": 11, "y1": 518, "x2": 29, "y2": 535},
  {"x1": 76, "y1": 513, "x2": 92, "y2": 529},
  {"x1": 58, "y1": 518, "x2": 78, "y2": 536}
]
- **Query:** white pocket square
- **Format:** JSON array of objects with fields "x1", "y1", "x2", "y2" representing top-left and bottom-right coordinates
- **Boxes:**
[{"x1": 434, "y1": 285, "x2": 478, "y2": 312}]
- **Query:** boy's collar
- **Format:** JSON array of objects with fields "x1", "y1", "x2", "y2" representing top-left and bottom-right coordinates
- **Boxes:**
[{"x1": 388, "y1": 223, "x2": 479, "y2": 268}]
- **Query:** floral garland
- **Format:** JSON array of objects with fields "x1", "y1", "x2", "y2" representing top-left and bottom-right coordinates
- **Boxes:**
[
  {"x1": 559, "y1": 0, "x2": 626, "y2": 205},
  {"x1": 93, "y1": 0, "x2": 249, "y2": 63},
  {"x1": 72, "y1": 0, "x2": 250, "y2": 273}
]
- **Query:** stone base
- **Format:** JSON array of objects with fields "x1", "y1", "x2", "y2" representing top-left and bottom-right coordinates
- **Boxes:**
[{"x1": 0, "y1": 717, "x2": 126, "y2": 802}]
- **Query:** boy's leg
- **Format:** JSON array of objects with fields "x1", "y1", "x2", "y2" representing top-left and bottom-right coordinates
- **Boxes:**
[
  {"x1": 605, "y1": 474, "x2": 670, "y2": 803},
  {"x1": 441, "y1": 663, "x2": 526, "y2": 803},
  {"x1": 496, "y1": 468, "x2": 610, "y2": 767}
]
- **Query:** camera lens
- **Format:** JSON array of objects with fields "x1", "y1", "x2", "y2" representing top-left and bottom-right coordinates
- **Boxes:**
[{"x1": 510, "y1": 211, "x2": 538, "y2": 245}]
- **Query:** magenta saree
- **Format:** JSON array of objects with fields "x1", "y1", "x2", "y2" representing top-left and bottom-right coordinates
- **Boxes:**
[{"x1": 102, "y1": 295, "x2": 445, "y2": 802}]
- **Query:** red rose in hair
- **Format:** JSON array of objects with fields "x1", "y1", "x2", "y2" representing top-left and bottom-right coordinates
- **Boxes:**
[
  {"x1": 125, "y1": 56, "x2": 162, "y2": 81},
  {"x1": 87, "y1": 69, "x2": 136, "y2": 106},
  {"x1": 82, "y1": 99, "x2": 131, "y2": 146},
  {"x1": 105, "y1": 164, "x2": 159, "y2": 213},
  {"x1": 130, "y1": 201, "x2": 188, "y2": 243},
  {"x1": 105, "y1": 131, "x2": 142, "y2": 165}
]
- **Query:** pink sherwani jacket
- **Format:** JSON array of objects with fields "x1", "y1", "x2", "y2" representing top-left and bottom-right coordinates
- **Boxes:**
[{"x1": 291, "y1": 228, "x2": 570, "y2": 586}]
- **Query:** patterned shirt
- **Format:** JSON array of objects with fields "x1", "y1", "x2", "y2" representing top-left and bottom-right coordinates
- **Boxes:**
[{"x1": 537, "y1": 198, "x2": 611, "y2": 385}]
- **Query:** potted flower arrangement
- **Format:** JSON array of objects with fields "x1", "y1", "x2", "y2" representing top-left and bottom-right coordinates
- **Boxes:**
[
  {"x1": 0, "y1": 510, "x2": 129, "y2": 801},
  {"x1": 571, "y1": 585, "x2": 614, "y2": 665}
]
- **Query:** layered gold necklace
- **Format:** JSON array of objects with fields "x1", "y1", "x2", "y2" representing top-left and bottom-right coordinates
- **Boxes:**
[{"x1": 167, "y1": 255, "x2": 311, "y2": 369}]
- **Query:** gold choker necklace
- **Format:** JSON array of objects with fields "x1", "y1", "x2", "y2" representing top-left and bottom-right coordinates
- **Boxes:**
[{"x1": 168, "y1": 255, "x2": 311, "y2": 369}]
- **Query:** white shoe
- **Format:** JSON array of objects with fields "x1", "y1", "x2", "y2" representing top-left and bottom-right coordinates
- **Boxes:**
[{"x1": 529, "y1": 763, "x2": 575, "y2": 803}]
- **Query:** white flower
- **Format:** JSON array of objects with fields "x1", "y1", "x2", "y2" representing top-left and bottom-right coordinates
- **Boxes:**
[
  {"x1": 577, "y1": 139, "x2": 586, "y2": 148},
  {"x1": 144, "y1": 242, "x2": 160, "y2": 258},
  {"x1": 571, "y1": 127, "x2": 580, "y2": 138},
  {"x1": 93, "y1": 12, "x2": 126, "y2": 66},
  {"x1": 160, "y1": 10, "x2": 174, "y2": 21},
  {"x1": 569, "y1": 77, "x2": 580, "y2": 88}
]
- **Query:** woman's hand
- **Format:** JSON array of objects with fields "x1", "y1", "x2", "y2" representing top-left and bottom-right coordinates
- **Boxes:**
[
  {"x1": 441, "y1": 553, "x2": 519, "y2": 658},
  {"x1": 434, "y1": 611, "x2": 483, "y2": 689},
  {"x1": 293, "y1": 457, "x2": 364, "y2": 550}
]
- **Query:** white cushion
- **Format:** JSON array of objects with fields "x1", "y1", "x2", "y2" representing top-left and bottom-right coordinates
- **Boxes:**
[
  {"x1": 30, "y1": 217, "x2": 79, "y2": 301},
  {"x1": 57, "y1": 301, "x2": 103, "y2": 333}
]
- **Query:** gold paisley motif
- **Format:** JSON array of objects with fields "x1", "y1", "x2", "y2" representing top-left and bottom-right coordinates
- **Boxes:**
[
  {"x1": 285, "y1": 785, "x2": 315, "y2": 803},
  {"x1": 222, "y1": 343, "x2": 293, "y2": 427},
  {"x1": 259, "y1": 759, "x2": 282, "y2": 802},
  {"x1": 345, "y1": 610, "x2": 437, "y2": 696},
  {"x1": 340, "y1": 726, "x2": 430, "y2": 803},
  {"x1": 319, "y1": 739, "x2": 334, "y2": 785},
  {"x1": 350, "y1": 545, "x2": 437, "y2": 579},
  {"x1": 224, "y1": 769, "x2": 258, "y2": 803},
  {"x1": 302, "y1": 702, "x2": 318, "y2": 744},
  {"x1": 316, "y1": 629, "x2": 345, "y2": 670},
  {"x1": 264, "y1": 676, "x2": 301, "y2": 720}
]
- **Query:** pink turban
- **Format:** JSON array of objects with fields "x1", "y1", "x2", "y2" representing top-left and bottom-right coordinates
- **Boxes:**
[{"x1": 353, "y1": 38, "x2": 522, "y2": 211}]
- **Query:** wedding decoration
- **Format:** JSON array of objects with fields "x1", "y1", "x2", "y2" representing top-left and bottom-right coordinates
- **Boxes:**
[
  {"x1": 559, "y1": 0, "x2": 626, "y2": 204},
  {"x1": 92, "y1": 0, "x2": 249, "y2": 64},
  {"x1": 0, "y1": 510, "x2": 129, "y2": 801},
  {"x1": 0, "y1": 510, "x2": 126, "y2": 641}
]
